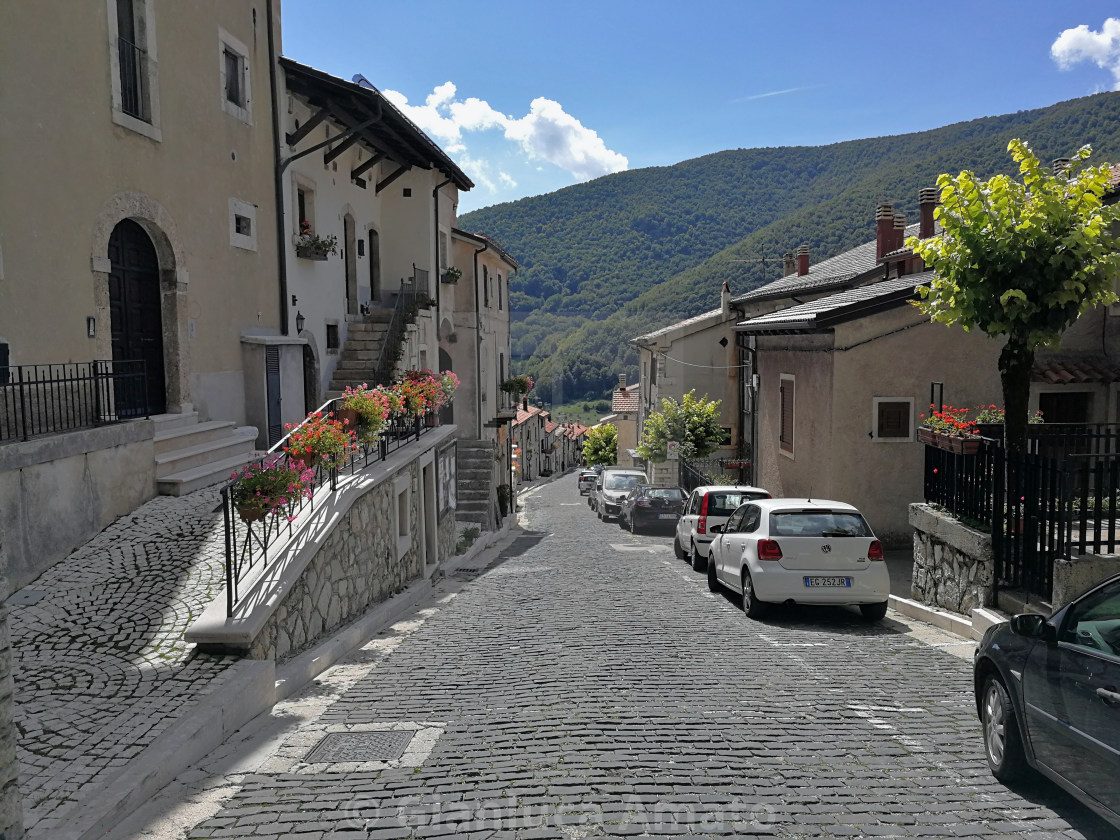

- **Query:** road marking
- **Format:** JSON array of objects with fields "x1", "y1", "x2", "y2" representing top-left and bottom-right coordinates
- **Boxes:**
[{"x1": 609, "y1": 544, "x2": 665, "y2": 553}]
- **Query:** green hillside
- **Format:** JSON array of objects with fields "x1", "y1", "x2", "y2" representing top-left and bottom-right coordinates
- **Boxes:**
[{"x1": 458, "y1": 92, "x2": 1120, "y2": 403}]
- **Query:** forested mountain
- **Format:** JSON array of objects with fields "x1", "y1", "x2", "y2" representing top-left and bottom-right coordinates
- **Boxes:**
[{"x1": 458, "y1": 92, "x2": 1120, "y2": 404}]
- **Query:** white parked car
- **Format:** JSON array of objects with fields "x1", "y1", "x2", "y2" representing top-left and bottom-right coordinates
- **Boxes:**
[
  {"x1": 706, "y1": 498, "x2": 890, "y2": 621},
  {"x1": 675, "y1": 485, "x2": 772, "y2": 571}
]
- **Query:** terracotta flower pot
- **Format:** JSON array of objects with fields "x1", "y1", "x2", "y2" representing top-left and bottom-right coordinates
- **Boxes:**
[
  {"x1": 336, "y1": 407, "x2": 362, "y2": 431},
  {"x1": 236, "y1": 502, "x2": 269, "y2": 523},
  {"x1": 917, "y1": 427, "x2": 981, "y2": 455}
]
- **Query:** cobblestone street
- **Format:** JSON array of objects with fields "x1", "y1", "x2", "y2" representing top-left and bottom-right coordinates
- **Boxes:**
[
  {"x1": 121, "y1": 475, "x2": 1114, "y2": 839},
  {"x1": 9, "y1": 489, "x2": 234, "y2": 834}
]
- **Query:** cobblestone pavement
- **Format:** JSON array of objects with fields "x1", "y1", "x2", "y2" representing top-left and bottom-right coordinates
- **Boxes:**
[
  {"x1": 127, "y1": 477, "x2": 1113, "y2": 839},
  {"x1": 9, "y1": 489, "x2": 235, "y2": 834}
]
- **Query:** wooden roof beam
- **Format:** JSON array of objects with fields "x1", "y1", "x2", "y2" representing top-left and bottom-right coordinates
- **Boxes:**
[{"x1": 376, "y1": 164, "x2": 410, "y2": 194}]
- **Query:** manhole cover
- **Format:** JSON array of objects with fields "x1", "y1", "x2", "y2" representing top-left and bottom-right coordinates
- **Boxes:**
[
  {"x1": 7, "y1": 589, "x2": 46, "y2": 606},
  {"x1": 305, "y1": 730, "x2": 414, "y2": 763}
]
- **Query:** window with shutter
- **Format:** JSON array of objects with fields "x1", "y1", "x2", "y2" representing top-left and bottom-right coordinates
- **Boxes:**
[
  {"x1": 872, "y1": 397, "x2": 913, "y2": 442},
  {"x1": 779, "y1": 374, "x2": 795, "y2": 455}
]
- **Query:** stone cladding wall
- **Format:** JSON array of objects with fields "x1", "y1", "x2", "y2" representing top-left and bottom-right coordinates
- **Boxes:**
[
  {"x1": 249, "y1": 461, "x2": 455, "y2": 661},
  {"x1": 909, "y1": 503, "x2": 994, "y2": 613}
]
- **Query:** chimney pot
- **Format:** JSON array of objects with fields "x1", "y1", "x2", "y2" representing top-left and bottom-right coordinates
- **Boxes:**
[
  {"x1": 893, "y1": 211, "x2": 907, "y2": 252},
  {"x1": 618, "y1": 374, "x2": 626, "y2": 390},
  {"x1": 876, "y1": 203, "x2": 894, "y2": 260},
  {"x1": 783, "y1": 252, "x2": 795, "y2": 276},
  {"x1": 918, "y1": 188, "x2": 938, "y2": 239},
  {"x1": 795, "y1": 243, "x2": 810, "y2": 276}
]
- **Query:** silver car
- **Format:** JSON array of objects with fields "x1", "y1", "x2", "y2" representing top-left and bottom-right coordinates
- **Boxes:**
[{"x1": 593, "y1": 468, "x2": 647, "y2": 521}]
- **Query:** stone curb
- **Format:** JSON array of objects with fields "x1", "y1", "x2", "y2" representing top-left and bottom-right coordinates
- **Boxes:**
[
  {"x1": 48, "y1": 513, "x2": 521, "y2": 840},
  {"x1": 50, "y1": 659, "x2": 275, "y2": 840},
  {"x1": 888, "y1": 594, "x2": 1008, "y2": 643}
]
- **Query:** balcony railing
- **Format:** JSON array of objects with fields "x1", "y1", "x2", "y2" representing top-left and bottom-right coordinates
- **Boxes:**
[
  {"x1": 117, "y1": 37, "x2": 147, "y2": 120},
  {"x1": 0, "y1": 360, "x2": 148, "y2": 444},
  {"x1": 218, "y1": 398, "x2": 439, "y2": 616}
]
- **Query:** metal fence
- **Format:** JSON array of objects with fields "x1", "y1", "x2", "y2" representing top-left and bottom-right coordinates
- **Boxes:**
[
  {"x1": 678, "y1": 456, "x2": 751, "y2": 493},
  {"x1": 0, "y1": 360, "x2": 148, "y2": 444},
  {"x1": 923, "y1": 431, "x2": 1120, "y2": 601},
  {"x1": 218, "y1": 397, "x2": 437, "y2": 615}
]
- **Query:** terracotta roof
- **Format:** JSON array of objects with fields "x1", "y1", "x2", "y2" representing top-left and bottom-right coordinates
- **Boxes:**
[
  {"x1": 544, "y1": 420, "x2": 559, "y2": 433},
  {"x1": 512, "y1": 406, "x2": 543, "y2": 425},
  {"x1": 1033, "y1": 354, "x2": 1120, "y2": 385},
  {"x1": 612, "y1": 383, "x2": 640, "y2": 413},
  {"x1": 734, "y1": 273, "x2": 932, "y2": 333}
]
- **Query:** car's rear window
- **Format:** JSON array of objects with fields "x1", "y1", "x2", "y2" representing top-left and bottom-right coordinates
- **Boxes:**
[
  {"x1": 769, "y1": 511, "x2": 872, "y2": 537},
  {"x1": 707, "y1": 491, "x2": 767, "y2": 516},
  {"x1": 646, "y1": 488, "x2": 683, "y2": 500},
  {"x1": 604, "y1": 474, "x2": 643, "y2": 490}
]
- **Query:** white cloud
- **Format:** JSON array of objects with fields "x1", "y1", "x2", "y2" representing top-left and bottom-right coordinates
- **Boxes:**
[
  {"x1": 1051, "y1": 18, "x2": 1120, "y2": 89},
  {"x1": 382, "y1": 82, "x2": 628, "y2": 185},
  {"x1": 499, "y1": 172, "x2": 517, "y2": 188}
]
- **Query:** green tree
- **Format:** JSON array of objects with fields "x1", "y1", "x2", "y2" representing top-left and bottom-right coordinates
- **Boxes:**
[
  {"x1": 582, "y1": 425, "x2": 618, "y2": 466},
  {"x1": 909, "y1": 140, "x2": 1120, "y2": 452},
  {"x1": 636, "y1": 391, "x2": 724, "y2": 462}
]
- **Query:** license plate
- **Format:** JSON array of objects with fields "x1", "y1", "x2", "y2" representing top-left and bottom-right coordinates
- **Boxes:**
[
  {"x1": 804, "y1": 577, "x2": 852, "y2": 587},
  {"x1": 658, "y1": 513, "x2": 678, "y2": 519}
]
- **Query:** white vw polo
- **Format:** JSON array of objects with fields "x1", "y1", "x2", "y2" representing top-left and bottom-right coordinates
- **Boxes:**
[{"x1": 706, "y1": 498, "x2": 890, "y2": 621}]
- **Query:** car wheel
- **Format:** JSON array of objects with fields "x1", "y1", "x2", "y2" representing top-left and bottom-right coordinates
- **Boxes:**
[
  {"x1": 689, "y1": 542, "x2": 706, "y2": 572},
  {"x1": 980, "y1": 674, "x2": 1029, "y2": 783},
  {"x1": 707, "y1": 558, "x2": 720, "y2": 592},
  {"x1": 860, "y1": 601, "x2": 888, "y2": 622},
  {"x1": 741, "y1": 569, "x2": 768, "y2": 619},
  {"x1": 673, "y1": 536, "x2": 684, "y2": 559}
]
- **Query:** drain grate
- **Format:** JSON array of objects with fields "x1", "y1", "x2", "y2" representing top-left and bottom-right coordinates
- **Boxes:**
[{"x1": 305, "y1": 730, "x2": 415, "y2": 763}]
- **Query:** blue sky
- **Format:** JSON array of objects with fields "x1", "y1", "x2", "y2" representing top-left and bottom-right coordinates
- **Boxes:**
[{"x1": 281, "y1": 2, "x2": 1120, "y2": 213}]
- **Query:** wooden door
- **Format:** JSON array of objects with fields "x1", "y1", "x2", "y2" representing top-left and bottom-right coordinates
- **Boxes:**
[{"x1": 108, "y1": 219, "x2": 165, "y2": 415}]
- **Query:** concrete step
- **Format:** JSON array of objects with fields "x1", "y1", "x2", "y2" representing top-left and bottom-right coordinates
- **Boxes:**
[
  {"x1": 153, "y1": 419, "x2": 237, "y2": 456},
  {"x1": 457, "y1": 501, "x2": 490, "y2": 515},
  {"x1": 338, "y1": 349, "x2": 379, "y2": 361},
  {"x1": 155, "y1": 427, "x2": 258, "y2": 479},
  {"x1": 335, "y1": 358, "x2": 379, "y2": 371},
  {"x1": 156, "y1": 448, "x2": 265, "y2": 496},
  {"x1": 150, "y1": 411, "x2": 199, "y2": 433},
  {"x1": 457, "y1": 510, "x2": 488, "y2": 524}
]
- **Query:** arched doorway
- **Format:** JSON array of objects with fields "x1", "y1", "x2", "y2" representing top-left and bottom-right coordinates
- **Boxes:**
[
  {"x1": 344, "y1": 214, "x2": 358, "y2": 315},
  {"x1": 108, "y1": 219, "x2": 166, "y2": 414}
]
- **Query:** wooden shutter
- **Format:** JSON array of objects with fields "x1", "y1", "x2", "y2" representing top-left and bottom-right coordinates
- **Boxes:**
[
  {"x1": 779, "y1": 378, "x2": 794, "y2": 453},
  {"x1": 877, "y1": 401, "x2": 910, "y2": 438}
]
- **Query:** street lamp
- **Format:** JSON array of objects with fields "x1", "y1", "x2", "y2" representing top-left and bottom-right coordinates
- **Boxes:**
[{"x1": 295, "y1": 311, "x2": 306, "y2": 333}]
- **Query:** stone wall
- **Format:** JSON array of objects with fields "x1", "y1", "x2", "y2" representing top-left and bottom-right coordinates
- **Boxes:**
[
  {"x1": 247, "y1": 443, "x2": 457, "y2": 661},
  {"x1": 909, "y1": 503, "x2": 994, "y2": 613},
  {"x1": 0, "y1": 531, "x2": 25, "y2": 839},
  {"x1": 0, "y1": 421, "x2": 155, "y2": 590}
]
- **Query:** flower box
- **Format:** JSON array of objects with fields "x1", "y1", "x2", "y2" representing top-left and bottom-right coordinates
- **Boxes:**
[
  {"x1": 917, "y1": 426, "x2": 982, "y2": 455},
  {"x1": 296, "y1": 245, "x2": 329, "y2": 261}
]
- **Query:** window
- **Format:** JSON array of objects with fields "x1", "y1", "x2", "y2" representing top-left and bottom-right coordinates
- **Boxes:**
[
  {"x1": 294, "y1": 181, "x2": 316, "y2": 235},
  {"x1": 872, "y1": 397, "x2": 913, "y2": 442},
  {"x1": 228, "y1": 198, "x2": 257, "y2": 251},
  {"x1": 109, "y1": 0, "x2": 161, "y2": 140},
  {"x1": 392, "y1": 474, "x2": 412, "y2": 559},
  {"x1": 483, "y1": 265, "x2": 490, "y2": 307},
  {"x1": 498, "y1": 273, "x2": 504, "y2": 310},
  {"x1": 1060, "y1": 579, "x2": 1120, "y2": 656},
  {"x1": 325, "y1": 323, "x2": 339, "y2": 352},
  {"x1": 218, "y1": 28, "x2": 251, "y2": 123},
  {"x1": 779, "y1": 374, "x2": 795, "y2": 456},
  {"x1": 439, "y1": 232, "x2": 448, "y2": 270}
]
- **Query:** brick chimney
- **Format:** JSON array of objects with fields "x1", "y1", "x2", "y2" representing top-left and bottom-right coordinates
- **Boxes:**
[
  {"x1": 893, "y1": 210, "x2": 907, "y2": 252},
  {"x1": 918, "y1": 187, "x2": 938, "y2": 239},
  {"x1": 876, "y1": 203, "x2": 894, "y2": 260},
  {"x1": 783, "y1": 251, "x2": 795, "y2": 277},
  {"x1": 618, "y1": 374, "x2": 626, "y2": 390},
  {"x1": 796, "y1": 244, "x2": 810, "y2": 276}
]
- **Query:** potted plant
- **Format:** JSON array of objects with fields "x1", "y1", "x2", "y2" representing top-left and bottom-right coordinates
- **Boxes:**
[
  {"x1": 497, "y1": 483, "x2": 512, "y2": 518},
  {"x1": 917, "y1": 404, "x2": 981, "y2": 455},
  {"x1": 338, "y1": 384, "x2": 391, "y2": 445},
  {"x1": 283, "y1": 411, "x2": 356, "y2": 469},
  {"x1": 973, "y1": 405, "x2": 1045, "y2": 440},
  {"x1": 441, "y1": 266, "x2": 462, "y2": 283},
  {"x1": 295, "y1": 220, "x2": 339, "y2": 260},
  {"x1": 500, "y1": 374, "x2": 534, "y2": 396},
  {"x1": 229, "y1": 456, "x2": 314, "y2": 523},
  {"x1": 438, "y1": 371, "x2": 459, "y2": 405}
]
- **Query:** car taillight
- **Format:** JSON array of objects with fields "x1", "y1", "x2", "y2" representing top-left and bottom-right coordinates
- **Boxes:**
[
  {"x1": 758, "y1": 539, "x2": 782, "y2": 560},
  {"x1": 868, "y1": 540, "x2": 884, "y2": 561},
  {"x1": 697, "y1": 516, "x2": 707, "y2": 534},
  {"x1": 700, "y1": 494, "x2": 709, "y2": 516}
]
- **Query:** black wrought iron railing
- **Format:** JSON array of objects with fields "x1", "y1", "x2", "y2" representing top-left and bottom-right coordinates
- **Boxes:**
[
  {"x1": 372, "y1": 280, "x2": 417, "y2": 386},
  {"x1": 0, "y1": 360, "x2": 148, "y2": 444},
  {"x1": 117, "y1": 37, "x2": 146, "y2": 119},
  {"x1": 679, "y1": 455, "x2": 751, "y2": 492},
  {"x1": 218, "y1": 397, "x2": 438, "y2": 615}
]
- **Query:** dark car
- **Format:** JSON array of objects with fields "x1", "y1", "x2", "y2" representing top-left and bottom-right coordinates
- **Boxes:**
[
  {"x1": 618, "y1": 485, "x2": 686, "y2": 533},
  {"x1": 973, "y1": 573, "x2": 1120, "y2": 829}
]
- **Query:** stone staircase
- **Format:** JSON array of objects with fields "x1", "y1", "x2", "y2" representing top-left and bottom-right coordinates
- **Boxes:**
[
  {"x1": 153, "y1": 411, "x2": 262, "y2": 496},
  {"x1": 327, "y1": 312, "x2": 394, "y2": 395},
  {"x1": 456, "y1": 439, "x2": 496, "y2": 529}
]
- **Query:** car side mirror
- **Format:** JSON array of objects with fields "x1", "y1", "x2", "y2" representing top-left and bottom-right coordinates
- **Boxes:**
[
  {"x1": 709, "y1": 524, "x2": 724, "y2": 534},
  {"x1": 1010, "y1": 613, "x2": 1055, "y2": 641}
]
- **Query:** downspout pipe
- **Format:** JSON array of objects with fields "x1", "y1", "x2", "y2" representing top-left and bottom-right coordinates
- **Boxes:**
[
  {"x1": 265, "y1": 0, "x2": 288, "y2": 334},
  {"x1": 432, "y1": 178, "x2": 453, "y2": 339},
  {"x1": 473, "y1": 240, "x2": 489, "y2": 439}
]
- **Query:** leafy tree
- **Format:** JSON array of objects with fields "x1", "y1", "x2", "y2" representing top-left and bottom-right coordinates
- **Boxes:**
[
  {"x1": 582, "y1": 425, "x2": 617, "y2": 466},
  {"x1": 909, "y1": 139, "x2": 1120, "y2": 452},
  {"x1": 636, "y1": 391, "x2": 724, "y2": 462}
]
